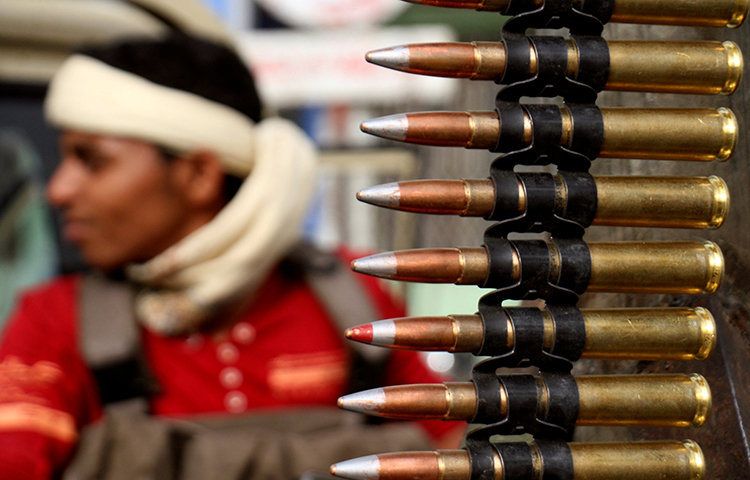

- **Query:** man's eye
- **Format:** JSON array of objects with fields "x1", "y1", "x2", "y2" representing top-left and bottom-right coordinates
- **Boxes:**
[{"x1": 73, "y1": 146, "x2": 107, "y2": 171}]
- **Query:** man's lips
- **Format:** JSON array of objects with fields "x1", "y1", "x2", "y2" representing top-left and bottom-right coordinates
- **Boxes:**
[{"x1": 62, "y1": 219, "x2": 92, "y2": 243}]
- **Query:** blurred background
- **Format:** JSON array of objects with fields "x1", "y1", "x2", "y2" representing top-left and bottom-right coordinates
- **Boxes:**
[{"x1": 0, "y1": 0, "x2": 511, "y2": 378}]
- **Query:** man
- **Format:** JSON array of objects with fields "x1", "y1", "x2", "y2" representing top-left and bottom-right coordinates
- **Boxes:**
[{"x1": 0, "y1": 35, "x2": 461, "y2": 479}]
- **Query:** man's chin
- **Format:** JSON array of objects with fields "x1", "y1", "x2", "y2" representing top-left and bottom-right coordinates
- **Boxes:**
[{"x1": 78, "y1": 247, "x2": 130, "y2": 273}]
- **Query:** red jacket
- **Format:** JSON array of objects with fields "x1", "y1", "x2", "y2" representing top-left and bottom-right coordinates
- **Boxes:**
[{"x1": 0, "y1": 260, "x2": 457, "y2": 479}]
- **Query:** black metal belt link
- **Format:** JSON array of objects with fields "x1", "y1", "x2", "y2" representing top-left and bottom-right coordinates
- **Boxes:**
[
  {"x1": 558, "y1": 170, "x2": 598, "y2": 228},
  {"x1": 475, "y1": 302, "x2": 510, "y2": 357},
  {"x1": 535, "y1": 439, "x2": 575, "y2": 480},
  {"x1": 466, "y1": 369, "x2": 579, "y2": 437},
  {"x1": 474, "y1": 304, "x2": 586, "y2": 370},
  {"x1": 485, "y1": 170, "x2": 597, "y2": 236},
  {"x1": 498, "y1": 35, "x2": 607, "y2": 103},
  {"x1": 554, "y1": 237, "x2": 592, "y2": 295},
  {"x1": 466, "y1": 439, "x2": 575, "y2": 480},
  {"x1": 480, "y1": 236, "x2": 590, "y2": 304},
  {"x1": 566, "y1": 103, "x2": 605, "y2": 161},
  {"x1": 461, "y1": 4, "x2": 608, "y2": 475},
  {"x1": 499, "y1": 33, "x2": 533, "y2": 87},
  {"x1": 572, "y1": 35, "x2": 610, "y2": 92},
  {"x1": 542, "y1": 371, "x2": 580, "y2": 431},
  {"x1": 491, "y1": 442, "x2": 535, "y2": 480},
  {"x1": 490, "y1": 104, "x2": 603, "y2": 171},
  {"x1": 546, "y1": 304, "x2": 586, "y2": 363},
  {"x1": 468, "y1": 440, "x2": 498, "y2": 480},
  {"x1": 502, "y1": 0, "x2": 614, "y2": 35}
]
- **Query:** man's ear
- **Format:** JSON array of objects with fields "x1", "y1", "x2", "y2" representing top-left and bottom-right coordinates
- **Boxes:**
[{"x1": 169, "y1": 149, "x2": 227, "y2": 209}]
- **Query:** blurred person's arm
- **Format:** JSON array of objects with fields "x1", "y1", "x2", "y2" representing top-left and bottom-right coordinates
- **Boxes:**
[{"x1": 0, "y1": 276, "x2": 101, "y2": 479}]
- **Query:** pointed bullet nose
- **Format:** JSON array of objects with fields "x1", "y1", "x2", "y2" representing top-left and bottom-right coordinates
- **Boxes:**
[
  {"x1": 346, "y1": 324, "x2": 375, "y2": 344},
  {"x1": 360, "y1": 114, "x2": 408, "y2": 142},
  {"x1": 330, "y1": 455, "x2": 381, "y2": 480},
  {"x1": 365, "y1": 46, "x2": 410, "y2": 71},
  {"x1": 357, "y1": 183, "x2": 401, "y2": 208},
  {"x1": 347, "y1": 321, "x2": 396, "y2": 346},
  {"x1": 351, "y1": 253, "x2": 398, "y2": 278},
  {"x1": 338, "y1": 388, "x2": 387, "y2": 414}
]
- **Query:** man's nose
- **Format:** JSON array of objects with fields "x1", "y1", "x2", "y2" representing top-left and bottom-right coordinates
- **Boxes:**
[{"x1": 46, "y1": 158, "x2": 83, "y2": 209}]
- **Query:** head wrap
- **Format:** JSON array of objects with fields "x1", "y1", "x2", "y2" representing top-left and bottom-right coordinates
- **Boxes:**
[{"x1": 45, "y1": 54, "x2": 318, "y2": 334}]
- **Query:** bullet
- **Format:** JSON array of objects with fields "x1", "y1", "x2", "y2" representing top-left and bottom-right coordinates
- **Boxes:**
[
  {"x1": 350, "y1": 241, "x2": 724, "y2": 295},
  {"x1": 357, "y1": 175, "x2": 729, "y2": 229},
  {"x1": 401, "y1": 0, "x2": 747, "y2": 28},
  {"x1": 360, "y1": 108, "x2": 737, "y2": 162},
  {"x1": 337, "y1": 373, "x2": 711, "y2": 428},
  {"x1": 345, "y1": 306, "x2": 716, "y2": 361},
  {"x1": 330, "y1": 440, "x2": 705, "y2": 480},
  {"x1": 367, "y1": 40, "x2": 743, "y2": 95},
  {"x1": 357, "y1": 179, "x2": 494, "y2": 217}
]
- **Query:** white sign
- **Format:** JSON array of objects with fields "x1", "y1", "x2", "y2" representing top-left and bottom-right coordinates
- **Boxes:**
[
  {"x1": 236, "y1": 25, "x2": 459, "y2": 108},
  {"x1": 254, "y1": 0, "x2": 409, "y2": 28}
]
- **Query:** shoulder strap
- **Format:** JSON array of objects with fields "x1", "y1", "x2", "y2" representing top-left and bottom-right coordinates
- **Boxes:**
[
  {"x1": 284, "y1": 242, "x2": 391, "y2": 394},
  {"x1": 78, "y1": 273, "x2": 159, "y2": 405}
]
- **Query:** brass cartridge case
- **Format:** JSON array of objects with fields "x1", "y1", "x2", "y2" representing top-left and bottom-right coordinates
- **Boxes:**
[
  {"x1": 610, "y1": 0, "x2": 748, "y2": 27},
  {"x1": 606, "y1": 40, "x2": 743, "y2": 95},
  {"x1": 569, "y1": 440, "x2": 705, "y2": 480},
  {"x1": 575, "y1": 374, "x2": 711, "y2": 427},
  {"x1": 587, "y1": 241, "x2": 724, "y2": 294},
  {"x1": 599, "y1": 108, "x2": 737, "y2": 161},
  {"x1": 436, "y1": 450, "x2": 476, "y2": 480},
  {"x1": 593, "y1": 175, "x2": 729, "y2": 228},
  {"x1": 581, "y1": 308, "x2": 716, "y2": 361}
]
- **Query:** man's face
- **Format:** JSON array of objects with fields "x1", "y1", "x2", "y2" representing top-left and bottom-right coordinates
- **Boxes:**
[{"x1": 47, "y1": 131, "x2": 196, "y2": 271}]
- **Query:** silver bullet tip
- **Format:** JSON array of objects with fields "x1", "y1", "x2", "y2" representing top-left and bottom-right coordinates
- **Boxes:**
[
  {"x1": 365, "y1": 46, "x2": 410, "y2": 71},
  {"x1": 351, "y1": 253, "x2": 398, "y2": 278},
  {"x1": 357, "y1": 183, "x2": 401, "y2": 208},
  {"x1": 337, "y1": 388, "x2": 387, "y2": 414},
  {"x1": 360, "y1": 114, "x2": 408, "y2": 142},
  {"x1": 330, "y1": 455, "x2": 381, "y2": 480}
]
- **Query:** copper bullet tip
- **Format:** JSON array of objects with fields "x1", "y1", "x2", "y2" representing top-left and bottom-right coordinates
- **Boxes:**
[
  {"x1": 338, "y1": 388, "x2": 387, "y2": 414},
  {"x1": 351, "y1": 252, "x2": 398, "y2": 278},
  {"x1": 345, "y1": 324, "x2": 377, "y2": 344},
  {"x1": 366, "y1": 46, "x2": 410, "y2": 71},
  {"x1": 357, "y1": 183, "x2": 401, "y2": 208},
  {"x1": 360, "y1": 114, "x2": 408, "y2": 142},
  {"x1": 329, "y1": 455, "x2": 380, "y2": 480}
]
